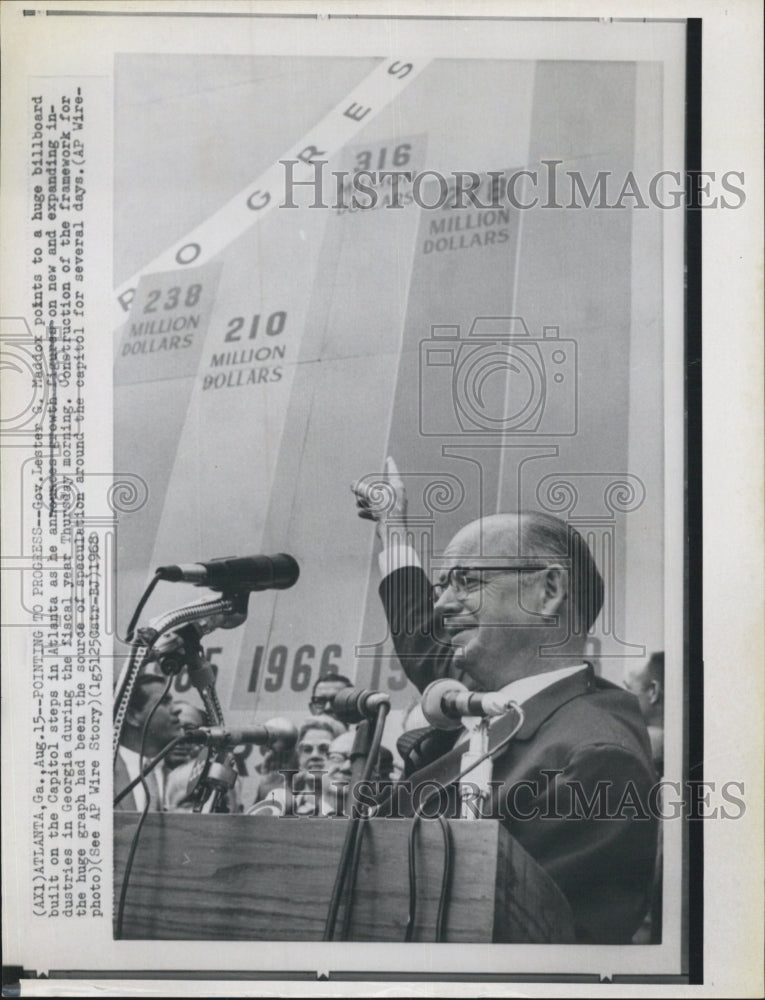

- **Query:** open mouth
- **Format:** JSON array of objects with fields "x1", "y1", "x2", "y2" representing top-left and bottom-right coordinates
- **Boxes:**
[{"x1": 441, "y1": 617, "x2": 478, "y2": 642}]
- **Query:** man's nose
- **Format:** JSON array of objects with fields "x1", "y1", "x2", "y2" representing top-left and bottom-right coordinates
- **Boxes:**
[
  {"x1": 433, "y1": 587, "x2": 468, "y2": 632},
  {"x1": 433, "y1": 585, "x2": 462, "y2": 615}
]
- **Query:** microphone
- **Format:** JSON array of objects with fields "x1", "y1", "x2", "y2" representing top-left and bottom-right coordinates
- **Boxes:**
[
  {"x1": 329, "y1": 687, "x2": 391, "y2": 724},
  {"x1": 184, "y1": 717, "x2": 298, "y2": 749},
  {"x1": 155, "y1": 553, "x2": 299, "y2": 591},
  {"x1": 421, "y1": 678, "x2": 518, "y2": 730}
]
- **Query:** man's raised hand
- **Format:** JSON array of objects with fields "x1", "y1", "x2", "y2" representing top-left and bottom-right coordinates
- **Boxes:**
[{"x1": 351, "y1": 456, "x2": 408, "y2": 542}]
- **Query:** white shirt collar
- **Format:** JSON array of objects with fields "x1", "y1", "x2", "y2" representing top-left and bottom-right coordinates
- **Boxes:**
[
  {"x1": 454, "y1": 664, "x2": 589, "y2": 749},
  {"x1": 495, "y1": 663, "x2": 589, "y2": 708}
]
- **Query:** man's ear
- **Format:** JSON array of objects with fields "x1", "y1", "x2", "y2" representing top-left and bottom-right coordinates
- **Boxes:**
[
  {"x1": 539, "y1": 565, "x2": 568, "y2": 616},
  {"x1": 125, "y1": 706, "x2": 142, "y2": 729},
  {"x1": 647, "y1": 679, "x2": 662, "y2": 705}
]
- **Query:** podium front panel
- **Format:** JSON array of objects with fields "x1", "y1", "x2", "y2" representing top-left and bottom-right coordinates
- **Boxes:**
[{"x1": 114, "y1": 813, "x2": 574, "y2": 943}]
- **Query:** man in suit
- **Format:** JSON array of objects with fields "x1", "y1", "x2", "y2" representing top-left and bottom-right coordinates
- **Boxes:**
[
  {"x1": 114, "y1": 674, "x2": 183, "y2": 812},
  {"x1": 354, "y1": 458, "x2": 658, "y2": 944},
  {"x1": 164, "y1": 700, "x2": 208, "y2": 769},
  {"x1": 624, "y1": 650, "x2": 665, "y2": 942},
  {"x1": 308, "y1": 672, "x2": 354, "y2": 716},
  {"x1": 624, "y1": 651, "x2": 665, "y2": 775}
]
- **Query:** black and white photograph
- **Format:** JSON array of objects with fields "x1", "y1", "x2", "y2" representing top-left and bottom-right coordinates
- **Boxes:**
[
  {"x1": 1, "y1": 2, "x2": 762, "y2": 996},
  {"x1": 111, "y1": 23, "x2": 683, "y2": 954}
]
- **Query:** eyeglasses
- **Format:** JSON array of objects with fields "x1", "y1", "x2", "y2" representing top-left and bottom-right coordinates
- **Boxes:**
[
  {"x1": 327, "y1": 752, "x2": 350, "y2": 765},
  {"x1": 298, "y1": 742, "x2": 331, "y2": 756},
  {"x1": 308, "y1": 698, "x2": 334, "y2": 716},
  {"x1": 432, "y1": 564, "x2": 551, "y2": 602}
]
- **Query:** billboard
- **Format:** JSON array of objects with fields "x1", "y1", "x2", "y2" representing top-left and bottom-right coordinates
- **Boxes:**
[{"x1": 114, "y1": 54, "x2": 666, "y2": 750}]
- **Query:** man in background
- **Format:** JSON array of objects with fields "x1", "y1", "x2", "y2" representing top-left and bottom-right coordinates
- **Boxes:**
[
  {"x1": 303, "y1": 732, "x2": 396, "y2": 817},
  {"x1": 624, "y1": 651, "x2": 665, "y2": 943},
  {"x1": 164, "y1": 701, "x2": 208, "y2": 769},
  {"x1": 308, "y1": 672, "x2": 353, "y2": 716},
  {"x1": 624, "y1": 651, "x2": 665, "y2": 774},
  {"x1": 114, "y1": 675, "x2": 183, "y2": 812}
]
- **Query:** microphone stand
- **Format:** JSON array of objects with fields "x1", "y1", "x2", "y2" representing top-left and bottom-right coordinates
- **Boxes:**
[
  {"x1": 349, "y1": 720, "x2": 375, "y2": 791},
  {"x1": 154, "y1": 599, "x2": 248, "y2": 814},
  {"x1": 323, "y1": 701, "x2": 390, "y2": 941},
  {"x1": 113, "y1": 591, "x2": 246, "y2": 760},
  {"x1": 113, "y1": 589, "x2": 249, "y2": 812}
]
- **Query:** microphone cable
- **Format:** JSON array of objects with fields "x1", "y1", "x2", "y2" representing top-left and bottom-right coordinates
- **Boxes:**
[
  {"x1": 125, "y1": 570, "x2": 161, "y2": 643},
  {"x1": 113, "y1": 575, "x2": 164, "y2": 759},
  {"x1": 114, "y1": 672, "x2": 175, "y2": 940},
  {"x1": 404, "y1": 812, "x2": 453, "y2": 942},
  {"x1": 113, "y1": 638, "x2": 165, "y2": 762},
  {"x1": 114, "y1": 585, "x2": 234, "y2": 758},
  {"x1": 338, "y1": 704, "x2": 393, "y2": 940},
  {"x1": 434, "y1": 816, "x2": 453, "y2": 941},
  {"x1": 403, "y1": 702, "x2": 525, "y2": 942},
  {"x1": 323, "y1": 699, "x2": 390, "y2": 941}
]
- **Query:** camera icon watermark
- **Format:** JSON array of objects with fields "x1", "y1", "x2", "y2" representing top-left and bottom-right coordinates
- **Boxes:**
[{"x1": 419, "y1": 316, "x2": 578, "y2": 437}]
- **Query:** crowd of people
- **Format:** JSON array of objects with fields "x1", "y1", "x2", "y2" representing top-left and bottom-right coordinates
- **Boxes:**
[{"x1": 114, "y1": 671, "x2": 397, "y2": 818}]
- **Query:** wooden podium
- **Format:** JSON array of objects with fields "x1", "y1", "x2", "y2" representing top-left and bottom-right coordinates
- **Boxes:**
[{"x1": 114, "y1": 814, "x2": 574, "y2": 942}]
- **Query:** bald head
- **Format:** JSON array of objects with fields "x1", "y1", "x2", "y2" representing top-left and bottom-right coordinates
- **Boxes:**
[
  {"x1": 623, "y1": 651, "x2": 664, "y2": 726},
  {"x1": 433, "y1": 511, "x2": 603, "y2": 688},
  {"x1": 444, "y1": 511, "x2": 603, "y2": 635},
  {"x1": 445, "y1": 513, "x2": 518, "y2": 558}
]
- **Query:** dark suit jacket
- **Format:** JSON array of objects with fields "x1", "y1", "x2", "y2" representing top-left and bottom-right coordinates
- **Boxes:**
[{"x1": 380, "y1": 566, "x2": 659, "y2": 944}]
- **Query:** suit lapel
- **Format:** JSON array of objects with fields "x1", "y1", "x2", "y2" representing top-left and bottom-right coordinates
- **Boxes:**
[
  {"x1": 114, "y1": 750, "x2": 166, "y2": 811},
  {"x1": 511, "y1": 665, "x2": 595, "y2": 741},
  {"x1": 114, "y1": 752, "x2": 137, "y2": 811}
]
